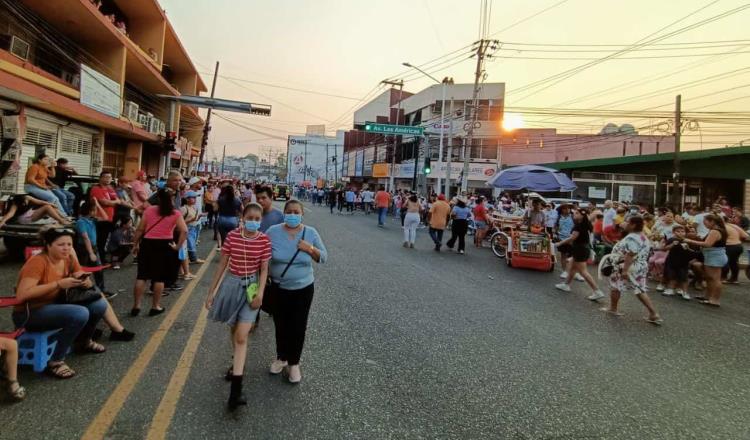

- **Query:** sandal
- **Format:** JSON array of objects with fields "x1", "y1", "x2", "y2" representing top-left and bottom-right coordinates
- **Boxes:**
[
  {"x1": 7, "y1": 380, "x2": 26, "y2": 401},
  {"x1": 45, "y1": 361, "x2": 76, "y2": 379},
  {"x1": 699, "y1": 300, "x2": 721, "y2": 307},
  {"x1": 77, "y1": 340, "x2": 107, "y2": 354},
  {"x1": 599, "y1": 307, "x2": 624, "y2": 317},
  {"x1": 644, "y1": 316, "x2": 664, "y2": 326}
]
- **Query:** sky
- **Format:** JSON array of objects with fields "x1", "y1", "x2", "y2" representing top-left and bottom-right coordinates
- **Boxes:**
[{"x1": 159, "y1": 0, "x2": 750, "y2": 159}]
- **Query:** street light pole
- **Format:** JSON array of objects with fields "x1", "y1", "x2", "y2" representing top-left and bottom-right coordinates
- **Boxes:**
[{"x1": 381, "y1": 79, "x2": 404, "y2": 193}]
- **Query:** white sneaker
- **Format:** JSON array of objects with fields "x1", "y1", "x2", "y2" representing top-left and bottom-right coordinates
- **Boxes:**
[
  {"x1": 587, "y1": 290, "x2": 606, "y2": 301},
  {"x1": 656, "y1": 284, "x2": 665, "y2": 292},
  {"x1": 560, "y1": 272, "x2": 569, "y2": 279},
  {"x1": 574, "y1": 273, "x2": 585, "y2": 282},
  {"x1": 555, "y1": 283, "x2": 571, "y2": 292},
  {"x1": 677, "y1": 289, "x2": 691, "y2": 300},
  {"x1": 269, "y1": 359, "x2": 288, "y2": 375},
  {"x1": 287, "y1": 365, "x2": 302, "y2": 384},
  {"x1": 661, "y1": 288, "x2": 675, "y2": 296}
]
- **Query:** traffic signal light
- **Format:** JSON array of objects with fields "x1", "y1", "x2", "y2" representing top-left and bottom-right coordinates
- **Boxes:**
[{"x1": 423, "y1": 156, "x2": 431, "y2": 174}]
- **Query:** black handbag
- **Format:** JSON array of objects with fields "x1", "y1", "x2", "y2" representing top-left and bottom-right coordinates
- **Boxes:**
[
  {"x1": 261, "y1": 227, "x2": 306, "y2": 315},
  {"x1": 61, "y1": 285, "x2": 103, "y2": 305},
  {"x1": 57, "y1": 261, "x2": 103, "y2": 305}
]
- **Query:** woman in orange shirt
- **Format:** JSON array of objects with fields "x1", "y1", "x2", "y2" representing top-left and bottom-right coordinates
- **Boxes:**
[
  {"x1": 14, "y1": 228, "x2": 108, "y2": 379},
  {"x1": 23, "y1": 153, "x2": 68, "y2": 215}
]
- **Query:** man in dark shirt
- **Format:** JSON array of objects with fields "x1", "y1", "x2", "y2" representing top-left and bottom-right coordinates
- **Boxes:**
[
  {"x1": 662, "y1": 224, "x2": 700, "y2": 300},
  {"x1": 50, "y1": 157, "x2": 76, "y2": 215}
]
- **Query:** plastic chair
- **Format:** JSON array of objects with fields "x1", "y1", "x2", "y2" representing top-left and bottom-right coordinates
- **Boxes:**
[
  {"x1": 0, "y1": 296, "x2": 61, "y2": 373},
  {"x1": 16, "y1": 329, "x2": 62, "y2": 373}
]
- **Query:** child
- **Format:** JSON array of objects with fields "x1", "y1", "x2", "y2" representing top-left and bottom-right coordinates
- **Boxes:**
[
  {"x1": 107, "y1": 217, "x2": 135, "y2": 270},
  {"x1": 75, "y1": 201, "x2": 111, "y2": 296},
  {"x1": 179, "y1": 192, "x2": 200, "y2": 280},
  {"x1": 205, "y1": 203, "x2": 271, "y2": 410},
  {"x1": 0, "y1": 338, "x2": 25, "y2": 400},
  {"x1": 662, "y1": 224, "x2": 700, "y2": 300}
]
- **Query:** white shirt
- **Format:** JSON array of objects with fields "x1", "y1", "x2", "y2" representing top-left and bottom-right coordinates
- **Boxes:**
[
  {"x1": 362, "y1": 191, "x2": 374, "y2": 203},
  {"x1": 603, "y1": 208, "x2": 616, "y2": 228}
]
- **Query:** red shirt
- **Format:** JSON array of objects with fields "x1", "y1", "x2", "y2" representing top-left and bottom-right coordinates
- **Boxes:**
[
  {"x1": 473, "y1": 204, "x2": 488, "y2": 222},
  {"x1": 222, "y1": 229, "x2": 272, "y2": 276},
  {"x1": 90, "y1": 184, "x2": 118, "y2": 221},
  {"x1": 375, "y1": 191, "x2": 391, "y2": 208}
]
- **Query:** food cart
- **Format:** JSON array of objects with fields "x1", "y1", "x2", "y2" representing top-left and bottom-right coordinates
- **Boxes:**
[{"x1": 486, "y1": 165, "x2": 577, "y2": 272}]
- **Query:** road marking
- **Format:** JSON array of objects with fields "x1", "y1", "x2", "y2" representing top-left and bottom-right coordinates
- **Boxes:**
[
  {"x1": 145, "y1": 292, "x2": 211, "y2": 439},
  {"x1": 81, "y1": 247, "x2": 217, "y2": 440},
  {"x1": 737, "y1": 322, "x2": 750, "y2": 328}
]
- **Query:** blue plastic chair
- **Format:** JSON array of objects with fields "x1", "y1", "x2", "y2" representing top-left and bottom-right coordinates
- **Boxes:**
[{"x1": 17, "y1": 329, "x2": 62, "y2": 373}]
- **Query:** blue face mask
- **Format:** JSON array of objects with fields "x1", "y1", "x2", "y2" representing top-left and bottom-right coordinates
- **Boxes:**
[
  {"x1": 284, "y1": 214, "x2": 302, "y2": 228},
  {"x1": 244, "y1": 220, "x2": 261, "y2": 232}
]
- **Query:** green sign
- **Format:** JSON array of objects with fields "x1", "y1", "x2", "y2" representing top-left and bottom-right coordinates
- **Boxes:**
[{"x1": 364, "y1": 122, "x2": 424, "y2": 136}]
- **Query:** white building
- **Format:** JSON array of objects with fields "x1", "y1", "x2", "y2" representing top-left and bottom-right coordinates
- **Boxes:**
[{"x1": 287, "y1": 130, "x2": 345, "y2": 186}]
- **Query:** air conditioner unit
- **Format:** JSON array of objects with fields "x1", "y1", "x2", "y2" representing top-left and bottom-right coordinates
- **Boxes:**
[
  {"x1": 1, "y1": 115, "x2": 22, "y2": 139},
  {"x1": 124, "y1": 101, "x2": 139, "y2": 121},
  {"x1": 9, "y1": 36, "x2": 30, "y2": 61},
  {"x1": 149, "y1": 117, "x2": 160, "y2": 134},
  {"x1": 137, "y1": 112, "x2": 150, "y2": 127},
  {"x1": 61, "y1": 71, "x2": 80, "y2": 88}
]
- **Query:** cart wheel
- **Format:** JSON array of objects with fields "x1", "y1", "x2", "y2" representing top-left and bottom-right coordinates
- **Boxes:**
[{"x1": 490, "y1": 232, "x2": 507, "y2": 259}]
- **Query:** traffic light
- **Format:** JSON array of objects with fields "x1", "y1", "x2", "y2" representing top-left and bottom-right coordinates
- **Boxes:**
[{"x1": 423, "y1": 156, "x2": 431, "y2": 174}]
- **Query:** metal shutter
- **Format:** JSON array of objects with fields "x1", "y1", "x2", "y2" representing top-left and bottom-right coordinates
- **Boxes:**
[
  {"x1": 60, "y1": 127, "x2": 93, "y2": 176},
  {"x1": 17, "y1": 118, "x2": 59, "y2": 193}
]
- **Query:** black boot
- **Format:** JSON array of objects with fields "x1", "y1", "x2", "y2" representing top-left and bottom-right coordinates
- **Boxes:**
[{"x1": 228, "y1": 375, "x2": 247, "y2": 411}]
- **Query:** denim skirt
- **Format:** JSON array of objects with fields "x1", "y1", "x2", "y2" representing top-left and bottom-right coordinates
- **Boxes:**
[
  {"x1": 208, "y1": 272, "x2": 259, "y2": 325},
  {"x1": 702, "y1": 247, "x2": 728, "y2": 268}
]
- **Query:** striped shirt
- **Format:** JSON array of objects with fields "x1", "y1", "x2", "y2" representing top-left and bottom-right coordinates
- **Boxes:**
[{"x1": 222, "y1": 228, "x2": 272, "y2": 276}]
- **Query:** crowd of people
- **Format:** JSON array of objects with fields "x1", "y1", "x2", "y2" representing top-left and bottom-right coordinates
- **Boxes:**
[
  {"x1": 2, "y1": 154, "x2": 327, "y2": 407},
  {"x1": 313, "y1": 183, "x2": 747, "y2": 327}
]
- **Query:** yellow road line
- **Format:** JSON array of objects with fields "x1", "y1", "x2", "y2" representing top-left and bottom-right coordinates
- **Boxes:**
[
  {"x1": 145, "y1": 301, "x2": 210, "y2": 439},
  {"x1": 81, "y1": 247, "x2": 217, "y2": 440}
]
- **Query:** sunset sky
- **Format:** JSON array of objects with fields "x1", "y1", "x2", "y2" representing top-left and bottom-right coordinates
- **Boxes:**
[{"x1": 160, "y1": 0, "x2": 750, "y2": 159}]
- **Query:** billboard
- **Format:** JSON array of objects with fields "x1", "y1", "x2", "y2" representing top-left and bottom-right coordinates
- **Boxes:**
[{"x1": 287, "y1": 134, "x2": 344, "y2": 185}]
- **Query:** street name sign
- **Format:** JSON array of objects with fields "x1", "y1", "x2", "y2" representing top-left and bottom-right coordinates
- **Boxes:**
[{"x1": 364, "y1": 122, "x2": 424, "y2": 136}]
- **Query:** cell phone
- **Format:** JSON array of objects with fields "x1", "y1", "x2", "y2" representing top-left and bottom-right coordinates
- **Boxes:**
[{"x1": 76, "y1": 272, "x2": 92, "y2": 280}]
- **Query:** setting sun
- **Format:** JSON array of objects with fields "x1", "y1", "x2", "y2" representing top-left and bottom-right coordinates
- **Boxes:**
[{"x1": 502, "y1": 113, "x2": 524, "y2": 131}]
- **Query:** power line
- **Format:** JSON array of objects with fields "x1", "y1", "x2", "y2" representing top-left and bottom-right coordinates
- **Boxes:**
[
  {"x1": 199, "y1": 73, "x2": 362, "y2": 100},
  {"x1": 487, "y1": 0, "x2": 571, "y2": 38}
]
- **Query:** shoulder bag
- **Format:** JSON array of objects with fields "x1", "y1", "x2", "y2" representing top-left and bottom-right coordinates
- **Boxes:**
[
  {"x1": 58, "y1": 259, "x2": 102, "y2": 305},
  {"x1": 261, "y1": 227, "x2": 306, "y2": 315}
]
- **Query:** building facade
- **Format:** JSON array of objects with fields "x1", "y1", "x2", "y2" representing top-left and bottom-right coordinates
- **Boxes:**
[
  {"x1": 0, "y1": 0, "x2": 205, "y2": 196},
  {"x1": 287, "y1": 131, "x2": 344, "y2": 186}
]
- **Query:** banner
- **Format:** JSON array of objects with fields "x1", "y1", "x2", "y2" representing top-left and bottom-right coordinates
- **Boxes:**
[
  {"x1": 372, "y1": 163, "x2": 389, "y2": 177},
  {"x1": 80, "y1": 64, "x2": 121, "y2": 118},
  {"x1": 354, "y1": 150, "x2": 363, "y2": 177},
  {"x1": 428, "y1": 162, "x2": 497, "y2": 181}
]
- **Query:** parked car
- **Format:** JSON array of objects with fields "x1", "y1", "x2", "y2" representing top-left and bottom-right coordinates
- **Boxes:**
[{"x1": 0, "y1": 174, "x2": 98, "y2": 259}]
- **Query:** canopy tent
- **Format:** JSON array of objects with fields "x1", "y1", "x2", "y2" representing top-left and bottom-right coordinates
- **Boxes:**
[{"x1": 486, "y1": 165, "x2": 577, "y2": 192}]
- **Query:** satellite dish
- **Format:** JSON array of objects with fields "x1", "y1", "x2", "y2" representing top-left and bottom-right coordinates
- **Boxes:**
[{"x1": 600, "y1": 123, "x2": 619, "y2": 135}]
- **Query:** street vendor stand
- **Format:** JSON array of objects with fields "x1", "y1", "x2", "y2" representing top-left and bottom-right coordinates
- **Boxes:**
[{"x1": 486, "y1": 165, "x2": 578, "y2": 271}]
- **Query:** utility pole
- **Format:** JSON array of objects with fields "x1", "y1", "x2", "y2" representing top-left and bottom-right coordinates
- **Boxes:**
[
  {"x1": 199, "y1": 61, "x2": 219, "y2": 168},
  {"x1": 303, "y1": 141, "x2": 308, "y2": 183},
  {"x1": 220, "y1": 144, "x2": 226, "y2": 175},
  {"x1": 462, "y1": 39, "x2": 494, "y2": 193},
  {"x1": 671, "y1": 94, "x2": 682, "y2": 210},
  {"x1": 444, "y1": 97, "x2": 454, "y2": 197},
  {"x1": 381, "y1": 79, "x2": 404, "y2": 192},
  {"x1": 325, "y1": 143, "x2": 329, "y2": 183},
  {"x1": 411, "y1": 137, "x2": 420, "y2": 191}
]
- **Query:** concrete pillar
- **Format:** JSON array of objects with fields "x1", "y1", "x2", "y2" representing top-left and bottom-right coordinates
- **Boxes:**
[
  {"x1": 744, "y1": 180, "x2": 750, "y2": 218},
  {"x1": 123, "y1": 142, "x2": 142, "y2": 179}
]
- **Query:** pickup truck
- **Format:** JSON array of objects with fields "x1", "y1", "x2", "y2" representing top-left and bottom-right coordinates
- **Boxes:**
[{"x1": 0, "y1": 175, "x2": 98, "y2": 259}]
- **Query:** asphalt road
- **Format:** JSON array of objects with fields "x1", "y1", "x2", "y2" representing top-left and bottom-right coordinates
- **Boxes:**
[{"x1": 1, "y1": 204, "x2": 750, "y2": 439}]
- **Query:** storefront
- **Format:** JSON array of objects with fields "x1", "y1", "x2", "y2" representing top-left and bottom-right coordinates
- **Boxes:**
[{"x1": 546, "y1": 146, "x2": 750, "y2": 211}]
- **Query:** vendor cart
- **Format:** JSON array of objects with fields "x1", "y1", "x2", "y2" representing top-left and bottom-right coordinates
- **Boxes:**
[
  {"x1": 500, "y1": 230, "x2": 555, "y2": 271},
  {"x1": 488, "y1": 213, "x2": 524, "y2": 258},
  {"x1": 485, "y1": 164, "x2": 575, "y2": 271}
]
